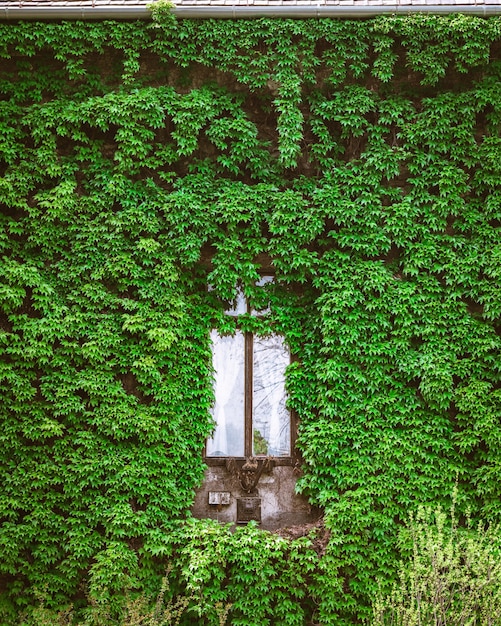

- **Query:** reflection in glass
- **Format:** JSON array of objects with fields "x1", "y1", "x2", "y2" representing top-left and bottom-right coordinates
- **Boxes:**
[
  {"x1": 252, "y1": 335, "x2": 290, "y2": 457},
  {"x1": 206, "y1": 331, "x2": 245, "y2": 457}
]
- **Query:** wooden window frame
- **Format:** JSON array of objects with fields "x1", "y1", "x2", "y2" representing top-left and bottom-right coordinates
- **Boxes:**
[{"x1": 205, "y1": 279, "x2": 296, "y2": 466}]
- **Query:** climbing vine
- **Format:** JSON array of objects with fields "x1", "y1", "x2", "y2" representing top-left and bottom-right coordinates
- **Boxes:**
[{"x1": 1, "y1": 11, "x2": 501, "y2": 624}]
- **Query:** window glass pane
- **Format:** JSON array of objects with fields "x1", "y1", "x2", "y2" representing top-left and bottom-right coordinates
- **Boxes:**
[
  {"x1": 225, "y1": 285, "x2": 247, "y2": 316},
  {"x1": 251, "y1": 275, "x2": 273, "y2": 316},
  {"x1": 252, "y1": 335, "x2": 290, "y2": 457},
  {"x1": 256, "y1": 275, "x2": 274, "y2": 287},
  {"x1": 206, "y1": 330, "x2": 245, "y2": 457}
]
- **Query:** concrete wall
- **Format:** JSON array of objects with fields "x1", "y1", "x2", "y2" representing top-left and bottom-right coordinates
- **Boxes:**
[{"x1": 191, "y1": 464, "x2": 317, "y2": 530}]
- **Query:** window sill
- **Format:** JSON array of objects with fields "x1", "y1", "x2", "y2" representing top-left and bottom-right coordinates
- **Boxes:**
[{"x1": 204, "y1": 456, "x2": 295, "y2": 467}]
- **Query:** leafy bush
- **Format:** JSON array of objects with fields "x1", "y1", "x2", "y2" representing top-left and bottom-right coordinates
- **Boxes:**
[{"x1": 14, "y1": 519, "x2": 321, "y2": 625}]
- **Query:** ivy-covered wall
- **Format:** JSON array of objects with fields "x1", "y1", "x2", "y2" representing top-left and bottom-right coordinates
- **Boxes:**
[{"x1": 1, "y1": 10, "x2": 501, "y2": 624}]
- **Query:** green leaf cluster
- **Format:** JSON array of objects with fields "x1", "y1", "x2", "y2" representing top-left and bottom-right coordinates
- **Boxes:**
[{"x1": 1, "y1": 13, "x2": 501, "y2": 624}]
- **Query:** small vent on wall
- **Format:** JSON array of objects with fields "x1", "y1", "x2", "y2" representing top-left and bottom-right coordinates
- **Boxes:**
[{"x1": 237, "y1": 496, "x2": 261, "y2": 524}]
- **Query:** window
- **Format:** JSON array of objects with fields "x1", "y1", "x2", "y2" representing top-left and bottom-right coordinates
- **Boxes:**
[{"x1": 206, "y1": 278, "x2": 291, "y2": 460}]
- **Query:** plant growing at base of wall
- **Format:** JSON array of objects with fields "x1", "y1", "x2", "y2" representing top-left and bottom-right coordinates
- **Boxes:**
[{"x1": 370, "y1": 506, "x2": 501, "y2": 626}]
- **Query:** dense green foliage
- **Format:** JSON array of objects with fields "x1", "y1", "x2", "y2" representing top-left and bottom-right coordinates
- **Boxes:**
[
  {"x1": 1, "y1": 10, "x2": 501, "y2": 624},
  {"x1": 17, "y1": 520, "x2": 324, "y2": 626}
]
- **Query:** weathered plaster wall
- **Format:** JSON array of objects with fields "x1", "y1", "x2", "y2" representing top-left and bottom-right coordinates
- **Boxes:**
[{"x1": 192, "y1": 465, "x2": 317, "y2": 529}]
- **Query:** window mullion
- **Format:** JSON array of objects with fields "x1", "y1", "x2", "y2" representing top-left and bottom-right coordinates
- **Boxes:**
[{"x1": 245, "y1": 331, "x2": 253, "y2": 458}]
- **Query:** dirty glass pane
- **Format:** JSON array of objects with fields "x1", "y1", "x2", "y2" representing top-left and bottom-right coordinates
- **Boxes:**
[
  {"x1": 206, "y1": 330, "x2": 245, "y2": 457},
  {"x1": 252, "y1": 335, "x2": 290, "y2": 457}
]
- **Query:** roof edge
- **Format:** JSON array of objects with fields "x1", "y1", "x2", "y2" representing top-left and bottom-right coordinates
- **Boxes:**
[{"x1": 0, "y1": 3, "x2": 499, "y2": 20}]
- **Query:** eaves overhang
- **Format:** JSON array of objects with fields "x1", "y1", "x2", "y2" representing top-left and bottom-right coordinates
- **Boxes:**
[{"x1": 1, "y1": 0, "x2": 501, "y2": 20}]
